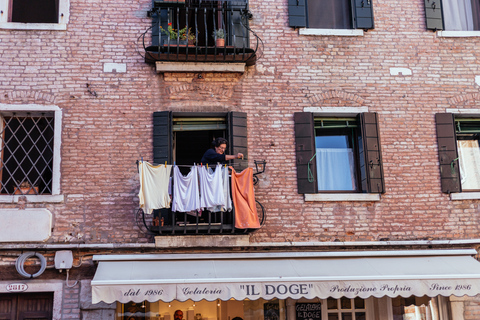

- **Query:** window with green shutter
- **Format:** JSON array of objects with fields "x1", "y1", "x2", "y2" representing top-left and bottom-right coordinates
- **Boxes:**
[{"x1": 425, "y1": 0, "x2": 480, "y2": 31}]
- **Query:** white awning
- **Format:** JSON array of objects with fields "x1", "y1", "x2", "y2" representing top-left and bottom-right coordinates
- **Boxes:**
[{"x1": 91, "y1": 249, "x2": 480, "y2": 304}]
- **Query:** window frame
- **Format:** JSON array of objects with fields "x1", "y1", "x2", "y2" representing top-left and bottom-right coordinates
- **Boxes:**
[
  {"x1": 288, "y1": 0, "x2": 374, "y2": 32},
  {"x1": 0, "y1": 0, "x2": 70, "y2": 30},
  {"x1": 294, "y1": 109, "x2": 384, "y2": 200},
  {"x1": 0, "y1": 104, "x2": 62, "y2": 203}
]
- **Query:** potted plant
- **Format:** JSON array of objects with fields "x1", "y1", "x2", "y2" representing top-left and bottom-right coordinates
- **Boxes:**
[
  {"x1": 213, "y1": 28, "x2": 226, "y2": 47},
  {"x1": 14, "y1": 180, "x2": 39, "y2": 195},
  {"x1": 160, "y1": 23, "x2": 196, "y2": 46}
]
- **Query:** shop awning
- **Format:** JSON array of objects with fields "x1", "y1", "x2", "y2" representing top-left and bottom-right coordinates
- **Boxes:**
[{"x1": 91, "y1": 249, "x2": 480, "y2": 304}]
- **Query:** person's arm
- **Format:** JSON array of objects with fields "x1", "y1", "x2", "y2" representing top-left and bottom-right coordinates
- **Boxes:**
[{"x1": 225, "y1": 153, "x2": 243, "y2": 160}]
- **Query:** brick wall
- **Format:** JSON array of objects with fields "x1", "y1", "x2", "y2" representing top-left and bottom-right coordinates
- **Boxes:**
[{"x1": 0, "y1": 0, "x2": 479, "y2": 245}]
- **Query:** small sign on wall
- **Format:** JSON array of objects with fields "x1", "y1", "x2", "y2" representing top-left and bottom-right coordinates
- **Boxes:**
[
  {"x1": 6, "y1": 283, "x2": 28, "y2": 292},
  {"x1": 295, "y1": 302, "x2": 322, "y2": 320},
  {"x1": 264, "y1": 302, "x2": 280, "y2": 320}
]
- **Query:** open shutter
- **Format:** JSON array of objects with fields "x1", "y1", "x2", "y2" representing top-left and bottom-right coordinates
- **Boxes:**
[
  {"x1": 425, "y1": 0, "x2": 444, "y2": 30},
  {"x1": 227, "y1": 2, "x2": 249, "y2": 48},
  {"x1": 359, "y1": 112, "x2": 384, "y2": 193},
  {"x1": 435, "y1": 113, "x2": 461, "y2": 193},
  {"x1": 288, "y1": 0, "x2": 307, "y2": 28},
  {"x1": 153, "y1": 111, "x2": 172, "y2": 164},
  {"x1": 228, "y1": 111, "x2": 248, "y2": 171},
  {"x1": 294, "y1": 112, "x2": 317, "y2": 194},
  {"x1": 353, "y1": 0, "x2": 374, "y2": 29}
]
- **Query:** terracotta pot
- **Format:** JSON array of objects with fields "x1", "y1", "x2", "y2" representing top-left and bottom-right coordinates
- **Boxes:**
[
  {"x1": 14, "y1": 186, "x2": 39, "y2": 195},
  {"x1": 215, "y1": 38, "x2": 225, "y2": 47}
]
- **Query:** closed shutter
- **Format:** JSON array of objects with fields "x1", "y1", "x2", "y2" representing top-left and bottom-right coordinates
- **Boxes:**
[
  {"x1": 294, "y1": 112, "x2": 317, "y2": 194},
  {"x1": 425, "y1": 0, "x2": 444, "y2": 30},
  {"x1": 17, "y1": 292, "x2": 53, "y2": 319},
  {"x1": 288, "y1": 0, "x2": 307, "y2": 28},
  {"x1": 228, "y1": 111, "x2": 248, "y2": 171},
  {"x1": 359, "y1": 112, "x2": 384, "y2": 193},
  {"x1": 153, "y1": 111, "x2": 173, "y2": 165},
  {"x1": 353, "y1": 0, "x2": 374, "y2": 29},
  {"x1": 435, "y1": 113, "x2": 461, "y2": 193},
  {"x1": 0, "y1": 294, "x2": 16, "y2": 319}
]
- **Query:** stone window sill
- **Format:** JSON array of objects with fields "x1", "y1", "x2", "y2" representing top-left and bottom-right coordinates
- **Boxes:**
[
  {"x1": 299, "y1": 28, "x2": 364, "y2": 37},
  {"x1": 0, "y1": 195, "x2": 64, "y2": 203},
  {"x1": 305, "y1": 193, "x2": 380, "y2": 202}
]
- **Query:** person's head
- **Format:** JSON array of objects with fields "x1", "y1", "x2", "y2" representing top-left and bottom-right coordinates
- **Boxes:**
[
  {"x1": 213, "y1": 137, "x2": 228, "y2": 155},
  {"x1": 174, "y1": 310, "x2": 183, "y2": 320}
]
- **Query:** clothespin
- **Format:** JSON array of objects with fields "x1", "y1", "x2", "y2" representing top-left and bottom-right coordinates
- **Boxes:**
[
  {"x1": 225, "y1": 163, "x2": 227, "y2": 168},
  {"x1": 165, "y1": 161, "x2": 167, "y2": 168},
  {"x1": 206, "y1": 163, "x2": 209, "y2": 170}
]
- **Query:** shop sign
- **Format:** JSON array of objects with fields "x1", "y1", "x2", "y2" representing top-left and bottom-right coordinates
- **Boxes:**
[
  {"x1": 6, "y1": 283, "x2": 28, "y2": 292},
  {"x1": 295, "y1": 303, "x2": 321, "y2": 320}
]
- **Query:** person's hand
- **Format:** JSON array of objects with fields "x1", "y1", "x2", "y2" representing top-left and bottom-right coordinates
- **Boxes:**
[{"x1": 237, "y1": 153, "x2": 244, "y2": 159}]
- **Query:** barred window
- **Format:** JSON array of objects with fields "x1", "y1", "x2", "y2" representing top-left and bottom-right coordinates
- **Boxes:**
[{"x1": 0, "y1": 112, "x2": 54, "y2": 195}]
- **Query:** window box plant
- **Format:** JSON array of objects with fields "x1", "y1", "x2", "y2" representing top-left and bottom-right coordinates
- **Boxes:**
[
  {"x1": 161, "y1": 23, "x2": 196, "y2": 45},
  {"x1": 213, "y1": 28, "x2": 225, "y2": 47}
]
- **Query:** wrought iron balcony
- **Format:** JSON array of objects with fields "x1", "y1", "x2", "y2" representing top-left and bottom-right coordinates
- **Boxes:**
[
  {"x1": 143, "y1": 0, "x2": 258, "y2": 68},
  {"x1": 136, "y1": 160, "x2": 266, "y2": 235}
]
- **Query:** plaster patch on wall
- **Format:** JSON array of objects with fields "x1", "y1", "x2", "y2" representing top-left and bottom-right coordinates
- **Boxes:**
[
  {"x1": 104, "y1": 63, "x2": 126, "y2": 73},
  {"x1": 476, "y1": 76, "x2": 480, "y2": 86},
  {"x1": 390, "y1": 68, "x2": 412, "y2": 76}
]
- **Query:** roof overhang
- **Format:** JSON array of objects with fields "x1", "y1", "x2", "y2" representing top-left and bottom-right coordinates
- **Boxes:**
[{"x1": 91, "y1": 249, "x2": 480, "y2": 304}]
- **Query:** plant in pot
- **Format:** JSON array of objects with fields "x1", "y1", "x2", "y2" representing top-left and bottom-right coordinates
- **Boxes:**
[
  {"x1": 14, "y1": 180, "x2": 39, "y2": 195},
  {"x1": 213, "y1": 28, "x2": 226, "y2": 47},
  {"x1": 160, "y1": 23, "x2": 196, "y2": 45}
]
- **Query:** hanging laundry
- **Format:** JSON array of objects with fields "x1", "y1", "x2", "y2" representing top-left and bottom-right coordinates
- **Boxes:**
[
  {"x1": 230, "y1": 167, "x2": 260, "y2": 229},
  {"x1": 199, "y1": 164, "x2": 225, "y2": 210},
  {"x1": 209, "y1": 166, "x2": 233, "y2": 212},
  {"x1": 138, "y1": 161, "x2": 172, "y2": 214},
  {"x1": 172, "y1": 165, "x2": 201, "y2": 213}
]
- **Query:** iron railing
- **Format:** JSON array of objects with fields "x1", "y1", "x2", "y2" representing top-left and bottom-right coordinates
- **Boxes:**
[
  {"x1": 144, "y1": 0, "x2": 258, "y2": 66},
  {"x1": 137, "y1": 160, "x2": 266, "y2": 235}
]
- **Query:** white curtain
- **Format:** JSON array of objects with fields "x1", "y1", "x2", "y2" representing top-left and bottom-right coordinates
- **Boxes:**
[
  {"x1": 316, "y1": 148, "x2": 356, "y2": 191},
  {"x1": 457, "y1": 140, "x2": 480, "y2": 190},
  {"x1": 443, "y1": 0, "x2": 475, "y2": 30}
]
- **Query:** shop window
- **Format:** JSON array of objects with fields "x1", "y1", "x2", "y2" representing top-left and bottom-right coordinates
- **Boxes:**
[
  {"x1": 0, "y1": 0, "x2": 69, "y2": 29},
  {"x1": 391, "y1": 296, "x2": 437, "y2": 320},
  {"x1": 425, "y1": 0, "x2": 480, "y2": 31},
  {"x1": 0, "y1": 292, "x2": 53, "y2": 319},
  {"x1": 288, "y1": 0, "x2": 374, "y2": 30},
  {"x1": 294, "y1": 112, "x2": 384, "y2": 194},
  {"x1": 326, "y1": 297, "x2": 366, "y2": 320},
  {"x1": 435, "y1": 114, "x2": 480, "y2": 193},
  {"x1": 153, "y1": 111, "x2": 248, "y2": 171}
]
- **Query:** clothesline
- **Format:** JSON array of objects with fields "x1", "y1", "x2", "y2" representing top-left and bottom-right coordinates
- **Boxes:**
[{"x1": 136, "y1": 160, "x2": 245, "y2": 168}]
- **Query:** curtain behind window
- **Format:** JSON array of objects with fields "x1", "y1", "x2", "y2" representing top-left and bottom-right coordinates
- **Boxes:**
[
  {"x1": 443, "y1": 0, "x2": 475, "y2": 30},
  {"x1": 307, "y1": 0, "x2": 352, "y2": 29},
  {"x1": 457, "y1": 140, "x2": 480, "y2": 190},
  {"x1": 316, "y1": 148, "x2": 356, "y2": 191}
]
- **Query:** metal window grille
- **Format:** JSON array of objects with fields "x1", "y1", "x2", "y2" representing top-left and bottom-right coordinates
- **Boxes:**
[{"x1": 0, "y1": 114, "x2": 54, "y2": 195}]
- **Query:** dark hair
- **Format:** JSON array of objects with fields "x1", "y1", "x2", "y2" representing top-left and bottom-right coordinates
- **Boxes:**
[
  {"x1": 213, "y1": 137, "x2": 228, "y2": 148},
  {"x1": 232, "y1": 317, "x2": 243, "y2": 320}
]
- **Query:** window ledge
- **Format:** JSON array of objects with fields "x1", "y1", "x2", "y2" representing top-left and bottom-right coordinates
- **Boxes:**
[
  {"x1": 156, "y1": 61, "x2": 246, "y2": 73},
  {"x1": 437, "y1": 30, "x2": 480, "y2": 37},
  {"x1": 0, "y1": 195, "x2": 65, "y2": 203},
  {"x1": 0, "y1": 22, "x2": 67, "y2": 30},
  {"x1": 450, "y1": 192, "x2": 480, "y2": 201},
  {"x1": 305, "y1": 193, "x2": 380, "y2": 202},
  {"x1": 299, "y1": 28, "x2": 364, "y2": 37}
]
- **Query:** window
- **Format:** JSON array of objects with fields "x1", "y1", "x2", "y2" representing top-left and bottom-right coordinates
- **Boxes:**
[
  {"x1": 0, "y1": 105, "x2": 62, "y2": 197},
  {"x1": 153, "y1": 111, "x2": 248, "y2": 170},
  {"x1": 288, "y1": 0, "x2": 374, "y2": 30},
  {"x1": 435, "y1": 113, "x2": 480, "y2": 193},
  {"x1": 326, "y1": 297, "x2": 366, "y2": 320},
  {"x1": 0, "y1": 0, "x2": 69, "y2": 30},
  {"x1": 425, "y1": 0, "x2": 480, "y2": 31},
  {"x1": 294, "y1": 112, "x2": 384, "y2": 194}
]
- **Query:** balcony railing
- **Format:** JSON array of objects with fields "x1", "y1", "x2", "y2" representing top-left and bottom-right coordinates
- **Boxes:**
[
  {"x1": 143, "y1": 0, "x2": 258, "y2": 66},
  {"x1": 136, "y1": 160, "x2": 266, "y2": 235}
]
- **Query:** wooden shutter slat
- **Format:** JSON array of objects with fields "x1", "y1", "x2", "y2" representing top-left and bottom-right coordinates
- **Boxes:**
[
  {"x1": 359, "y1": 112, "x2": 385, "y2": 193},
  {"x1": 153, "y1": 111, "x2": 172, "y2": 164},
  {"x1": 435, "y1": 113, "x2": 460, "y2": 193},
  {"x1": 294, "y1": 112, "x2": 317, "y2": 194},
  {"x1": 288, "y1": 0, "x2": 307, "y2": 28},
  {"x1": 425, "y1": 0, "x2": 444, "y2": 30},
  {"x1": 228, "y1": 111, "x2": 248, "y2": 171},
  {"x1": 353, "y1": 0, "x2": 374, "y2": 29}
]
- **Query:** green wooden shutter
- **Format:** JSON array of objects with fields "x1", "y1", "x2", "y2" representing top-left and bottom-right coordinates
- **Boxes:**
[
  {"x1": 153, "y1": 111, "x2": 173, "y2": 164},
  {"x1": 425, "y1": 0, "x2": 444, "y2": 30},
  {"x1": 227, "y1": 2, "x2": 249, "y2": 48},
  {"x1": 288, "y1": 0, "x2": 307, "y2": 28},
  {"x1": 228, "y1": 111, "x2": 248, "y2": 171},
  {"x1": 359, "y1": 112, "x2": 384, "y2": 193},
  {"x1": 294, "y1": 112, "x2": 317, "y2": 194},
  {"x1": 435, "y1": 113, "x2": 461, "y2": 193},
  {"x1": 353, "y1": 0, "x2": 374, "y2": 30}
]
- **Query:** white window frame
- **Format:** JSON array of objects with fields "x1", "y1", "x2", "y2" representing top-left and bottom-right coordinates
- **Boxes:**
[
  {"x1": 0, "y1": 104, "x2": 63, "y2": 203},
  {"x1": 302, "y1": 106, "x2": 381, "y2": 202},
  {"x1": 0, "y1": 0, "x2": 70, "y2": 30}
]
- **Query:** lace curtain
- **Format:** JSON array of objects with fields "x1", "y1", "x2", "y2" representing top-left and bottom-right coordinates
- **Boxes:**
[
  {"x1": 457, "y1": 140, "x2": 480, "y2": 190},
  {"x1": 443, "y1": 0, "x2": 480, "y2": 30},
  {"x1": 316, "y1": 148, "x2": 357, "y2": 191}
]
